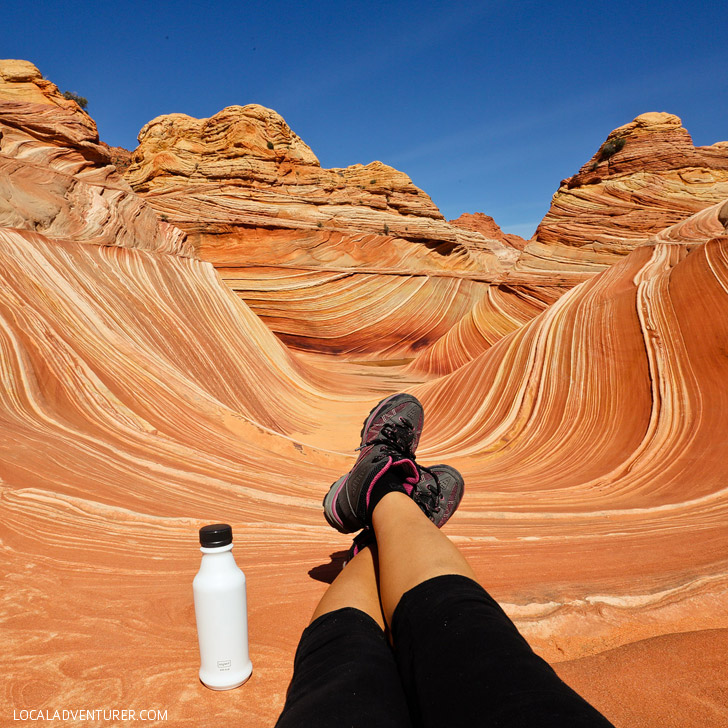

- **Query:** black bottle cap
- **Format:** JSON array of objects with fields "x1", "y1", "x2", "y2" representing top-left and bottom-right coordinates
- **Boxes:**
[{"x1": 199, "y1": 523, "x2": 233, "y2": 548}]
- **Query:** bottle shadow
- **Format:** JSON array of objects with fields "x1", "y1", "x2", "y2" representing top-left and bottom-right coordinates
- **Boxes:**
[{"x1": 308, "y1": 550, "x2": 348, "y2": 584}]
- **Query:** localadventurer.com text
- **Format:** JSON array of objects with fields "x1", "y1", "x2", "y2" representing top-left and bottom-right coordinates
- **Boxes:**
[{"x1": 13, "y1": 709, "x2": 168, "y2": 722}]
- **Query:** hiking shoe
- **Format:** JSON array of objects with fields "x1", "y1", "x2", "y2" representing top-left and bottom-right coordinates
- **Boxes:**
[
  {"x1": 414, "y1": 464, "x2": 464, "y2": 528},
  {"x1": 323, "y1": 443, "x2": 420, "y2": 533},
  {"x1": 323, "y1": 393, "x2": 424, "y2": 533},
  {"x1": 342, "y1": 464, "x2": 464, "y2": 566},
  {"x1": 343, "y1": 528, "x2": 376, "y2": 567}
]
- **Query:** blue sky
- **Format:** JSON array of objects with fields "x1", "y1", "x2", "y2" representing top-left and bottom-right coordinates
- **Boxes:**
[{"x1": 3, "y1": 0, "x2": 726, "y2": 237}]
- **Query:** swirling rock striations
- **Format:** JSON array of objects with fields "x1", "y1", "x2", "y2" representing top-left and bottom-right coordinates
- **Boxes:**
[
  {"x1": 122, "y1": 104, "x2": 550, "y2": 358},
  {"x1": 0, "y1": 70, "x2": 377, "y2": 724},
  {"x1": 2, "y1": 61, "x2": 728, "y2": 727},
  {"x1": 652, "y1": 198, "x2": 728, "y2": 246},
  {"x1": 405, "y1": 283, "x2": 562, "y2": 376},
  {"x1": 533, "y1": 112, "x2": 728, "y2": 254},
  {"x1": 0, "y1": 60, "x2": 189, "y2": 256},
  {"x1": 413, "y1": 229, "x2": 728, "y2": 725},
  {"x1": 223, "y1": 265, "x2": 513, "y2": 358}
]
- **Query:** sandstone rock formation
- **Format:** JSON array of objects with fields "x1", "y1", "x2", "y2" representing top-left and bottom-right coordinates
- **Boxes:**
[
  {"x1": 125, "y1": 105, "x2": 517, "y2": 270},
  {"x1": 405, "y1": 282, "x2": 561, "y2": 376},
  {"x1": 534, "y1": 112, "x2": 728, "y2": 254},
  {"x1": 123, "y1": 104, "x2": 545, "y2": 358},
  {"x1": 450, "y1": 211, "x2": 528, "y2": 250},
  {"x1": 504, "y1": 112, "x2": 728, "y2": 303},
  {"x1": 2, "y1": 60, "x2": 728, "y2": 728},
  {"x1": 0, "y1": 60, "x2": 188, "y2": 256}
]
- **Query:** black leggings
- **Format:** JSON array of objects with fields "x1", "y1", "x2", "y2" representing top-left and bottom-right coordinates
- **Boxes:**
[{"x1": 275, "y1": 574, "x2": 613, "y2": 728}]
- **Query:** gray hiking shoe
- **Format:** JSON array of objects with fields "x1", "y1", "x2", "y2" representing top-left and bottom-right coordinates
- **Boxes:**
[
  {"x1": 323, "y1": 393, "x2": 424, "y2": 533},
  {"x1": 414, "y1": 464, "x2": 465, "y2": 528},
  {"x1": 357, "y1": 392, "x2": 425, "y2": 456}
]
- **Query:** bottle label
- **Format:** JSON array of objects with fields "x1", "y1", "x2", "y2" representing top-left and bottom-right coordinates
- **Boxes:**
[{"x1": 217, "y1": 660, "x2": 231, "y2": 671}]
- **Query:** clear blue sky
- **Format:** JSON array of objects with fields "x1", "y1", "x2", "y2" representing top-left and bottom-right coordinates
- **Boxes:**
[{"x1": 3, "y1": 0, "x2": 726, "y2": 237}]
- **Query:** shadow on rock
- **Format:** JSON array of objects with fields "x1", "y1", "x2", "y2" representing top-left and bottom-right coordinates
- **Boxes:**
[{"x1": 308, "y1": 550, "x2": 348, "y2": 584}]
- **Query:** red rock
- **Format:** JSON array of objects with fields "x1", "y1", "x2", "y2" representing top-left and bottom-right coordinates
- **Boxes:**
[
  {"x1": 123, "y1": 104, "x2": 534, "y2": 358},
  {"x1": 0, "y1": 62, "x2": 188, "y2": 256},
  {"x1": 534, "y1": 112, "x2": 728, "y2": 254},
  {"x1": 2, "y1": 60, "x2": 728, "y2": 728},
  {"x1": 450, "y1": 211, "x2": 528, "y2": 250},
  {"x1": 125, "y1": 105, "x2": 516, "y2": 270},
  {"x1": 406, "y1": 283, "x2": 561, "y2": 376},
  {"x1": 101, "y1": 142, "x2": 132, "y2": 174},
  {"x1": 554, "y1": 629, "x2": 728, "y2": 728}
]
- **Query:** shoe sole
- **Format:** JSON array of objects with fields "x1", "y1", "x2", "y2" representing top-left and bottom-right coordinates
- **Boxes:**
[{"x1": 323, "y1": 474, "x2": 348, "y2": 532}]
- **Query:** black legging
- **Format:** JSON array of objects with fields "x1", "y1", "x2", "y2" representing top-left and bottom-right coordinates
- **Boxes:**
[{"x1": 276, "y1": 574, "x2": 614, "y2": 727}]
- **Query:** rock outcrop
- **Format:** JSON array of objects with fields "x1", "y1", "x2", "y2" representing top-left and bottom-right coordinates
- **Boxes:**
[
  {"x1": 413, "y1": 224, "x2": 728, "y2": 664},
  {"x1": 2, "y1": 61, "x2": 728, "y2": 728},
  {"x1": 123, "y1": 105, "x2": 545, "y2": 358},
  {"x1": 0, "y1": 60, "x2": 188, "y2": 256},
  {"x1": 450, "y1": 211, "x2": 528, "y2": 250},
  {"x1": 534, "y1": 112, "x2": 728, "y2": 253},
  {"x1": 125, "y1": 104, "x2": 516, "y2": 271}
]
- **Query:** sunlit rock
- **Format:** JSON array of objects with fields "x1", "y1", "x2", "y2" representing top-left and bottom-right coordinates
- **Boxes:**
[
  {"x1": 534, "y1": 112, "x2": 728, "y2": 254},
  {"x1": 2, "y1": 61, "x2": 727, "y2": 727}
]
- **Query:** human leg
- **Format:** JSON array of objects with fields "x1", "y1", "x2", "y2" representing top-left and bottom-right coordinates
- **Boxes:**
[
  {"x1": 275, "y1": 546, "x2": 411, "y2": 728},
  {"x1": 309, "y1": 540, "x2": 384, "y2": 628},
  {"x1": 372, "y1": 490, "x2": 614, "y2": 728},
  {"x1": 277, "y1": 392, "x2": 432, "y2": 727},
  {"x1": 372, "y1": 490, "x2": 475, "y2": 625},
  {"x1": 318, "y1": 390, "x2": 613, "y2": 726}
]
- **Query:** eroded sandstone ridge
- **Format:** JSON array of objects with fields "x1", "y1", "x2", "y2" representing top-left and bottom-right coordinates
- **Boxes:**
[
  {"x1": 123, "y1": 104, "x2": 545, "y2": 358},
  {"x1": 125, "y1": 105, "x2": 517, "y2": 269},
  {"x1": 450, "y1": 211, "x2": 528, "y2": 250},
  {"x1": 0, "y1": 60, "x2": 188, "y2": 255},
  {"x1": 2, "y1": 60, "x2": 728, "y2": 728},
  {"x1": 534, "y1": 111, "x2": 728, "y2": 253}
]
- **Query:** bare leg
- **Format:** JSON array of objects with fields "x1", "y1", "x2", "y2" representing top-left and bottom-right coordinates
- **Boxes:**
[
  {"x1": 369, "y1": 491, "x2": 614, "y2": 728},
  {"x1": 309, "y1": 544, "x2": 385, "y2": 629},
  {"x1": 371, "y1": 491, "x2": 475, "y2": 626}
]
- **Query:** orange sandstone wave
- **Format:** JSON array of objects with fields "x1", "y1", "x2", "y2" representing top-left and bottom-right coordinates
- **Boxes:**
[{"x1": 2, "y1": 59, "x2": 728, "y2": 728}]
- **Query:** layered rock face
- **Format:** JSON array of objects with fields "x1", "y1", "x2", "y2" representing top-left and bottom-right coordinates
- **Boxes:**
[
  {"x1": 508, "y1": 113, "x2": 728, "y2": 302},
  {"x1": 0, "y1": 61, "x2": 362, "y2": 727},
  {"x1": 3, "y1": 60, "x2": 728, "y2": 728},
  {"x1": 124, "y1": 105, "x2": 542, "y2": 358},
  {"x1": 405, "y1": 282, "x2": 562, "y2": 376},
  {"x1": 450, "y1": 211, "x2": 528, "y2": 250},
  {"x1": 413, "y1": 233, "x2": 728, "y2": 670},
  {"x1": 126, "y1": 104, "x2": 517, "y2": 269},
  {"x1": 0, "y1": 60, "x2": 188, "y2": 256},
  {"x1": 534, "y1": 112, "x2": 728, "y2": 253}
]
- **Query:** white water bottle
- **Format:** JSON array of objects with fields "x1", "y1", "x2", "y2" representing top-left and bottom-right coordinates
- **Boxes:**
[{"x1": 193, "y1": 523, "x2": 252, "y2": 690}]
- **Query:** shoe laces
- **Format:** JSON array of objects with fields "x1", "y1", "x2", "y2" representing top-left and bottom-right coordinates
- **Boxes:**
[
  {"x1": 361, "y1": 439, "x2": 408, "y2": 464},
  {"x1": 415, "y1": 464, "x2": 444, "y2": 515},
  {"x1": 358, "y1": 415, "x2": 416, "y2": 460}
]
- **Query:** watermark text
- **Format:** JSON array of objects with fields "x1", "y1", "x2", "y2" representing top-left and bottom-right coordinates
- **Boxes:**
[{"x1": 13, "y1": 708, "x2": 167, "y2": 721}]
